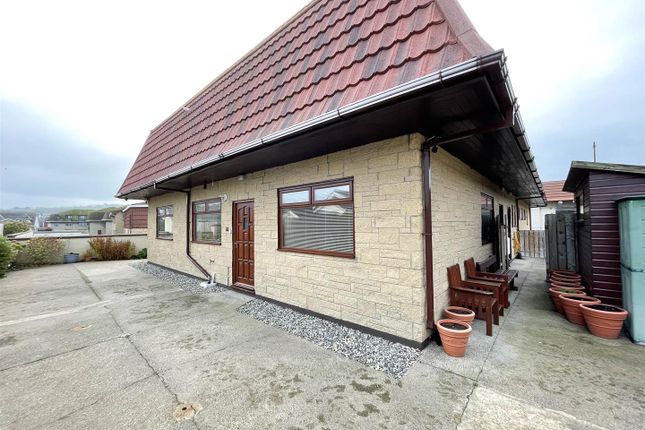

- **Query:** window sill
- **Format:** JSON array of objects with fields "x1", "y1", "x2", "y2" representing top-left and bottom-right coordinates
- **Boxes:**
[
  {"x1": 192, "y1": 240, "x2": 222, "y2": 245},
  {"x1": 156, "y1": 236, "x2": 173, "y2": 241},
  {"x1": 277, "y1": 247, "x2": 355, "y2": 259}
]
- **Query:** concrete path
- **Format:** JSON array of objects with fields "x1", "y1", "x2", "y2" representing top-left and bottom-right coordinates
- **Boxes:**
[{"x1": 0, "y1": 259, "x2": 643, "y2": 429}]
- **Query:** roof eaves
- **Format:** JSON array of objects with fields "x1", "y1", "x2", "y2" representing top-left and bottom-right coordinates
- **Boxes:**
[{"x1": 117, "y1": 52, "x2": 504, "y2": 198}]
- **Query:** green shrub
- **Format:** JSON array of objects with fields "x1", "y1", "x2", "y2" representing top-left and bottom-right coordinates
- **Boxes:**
[
  {"x1": 24, "y1": 237, "x2": 64, "y2": 265},
  {"x1": 88, "y1": 237, "x2": 133, "y2": 260},
  {"x1": 3, "y1": 221, "x2": 31, "y2": 236},
  {"x1": 137, "y1": 248, "x2": 147, "y2": 259},
  {"x1": 0, "y1": 237, "x2": 16, "y2": 276}
]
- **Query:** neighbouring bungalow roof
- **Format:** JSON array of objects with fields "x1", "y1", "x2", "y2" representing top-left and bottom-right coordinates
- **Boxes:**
[
  {"x1": 118, "y1": 0, "x2": 544, "y2": 205},
  {"x1": 563, "y1": 161, "x2": 645, "y2": 192},
  {"x1": 542, "y1": 180, "x2": 574, "y2": 203}
]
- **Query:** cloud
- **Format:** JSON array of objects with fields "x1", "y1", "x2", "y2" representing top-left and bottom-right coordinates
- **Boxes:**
[
  {"x1": 0, "y1": 100, "x2": 130, "y2": 208},
  {"x1": 460, "y1": 0, "x2": 645, "y2": 180}
]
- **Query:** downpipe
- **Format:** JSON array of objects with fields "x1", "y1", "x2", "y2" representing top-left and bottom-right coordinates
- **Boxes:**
[{"x1": 153, "y1": 184, "x2": 211, "y2": 280}]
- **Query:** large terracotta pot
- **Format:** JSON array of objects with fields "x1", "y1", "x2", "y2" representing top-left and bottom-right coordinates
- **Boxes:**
[
  {"x1": 437, "y1": 319, "x2": 472, "y2": 357},
  {"x1": 560, "y1": 295, "x2": 601, "y2": 325},
  {"x1": 549, "y1": 288, "x2": 586, "y2": 313},
  {"x1": 551, "y1": 278, "x2": 582, "y2": 288},
  {"x1": 443, "y1": 306, "x2": 475, "y2": 324},
  {"x1": 551, "y1": 269, "x2": 578, "y2": 276},
  {"x1": 580, "y1": 304, "x2": 629, "y2": 339},
  {"x1": 551, "y1": 275, "x2": 582, "y2": 283},
  {"x1": 550, "y1": 282, "x2": 584, "y2": 292}
]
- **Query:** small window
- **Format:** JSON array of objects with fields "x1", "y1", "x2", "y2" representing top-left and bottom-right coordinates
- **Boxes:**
[
  {"x1": 576, "y1": 193, "x2": 585, "y2": 221},
  {"x1": 481, "y1": 194, "x2": 495, "y2": 245},
  {"x1": 279, "y1": 179, "x2": 354, "y2": 257},
  {"x1": 192, "y1": 199, "x2": 221, "y2": 244},
  {"x1": 156, "y1": 206, "x2": 173, "y2": 239}
]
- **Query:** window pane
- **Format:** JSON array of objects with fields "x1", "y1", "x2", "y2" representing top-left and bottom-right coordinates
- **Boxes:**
[
  {"x1": 195, "y1": 213, "x2": 221, "y2": 242},
  {"x1": 281, "y1": 204, "x2": 353, "y2": 254},
  {"x1": 206, "y1": 201, "x2": 221, "y2": 212},
  {"x1": 281, "y1": 189, "x2": 310, "y2": 205},
  {"x1": 157, "y1": 215, "x2": 173, "y2": 237},
  {"x1": 194, "y1": 202, "x2": 206, "y2": 213},
  {"x1": 314, "y1": 184, "x2": 350, "y2": 201},
  {"x1": 157, "y1": 207, "x2": 164, "y2": 216}
]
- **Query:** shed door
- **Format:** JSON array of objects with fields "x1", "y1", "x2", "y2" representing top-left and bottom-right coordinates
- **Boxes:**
[{"x1": 233, "y1": 200, "x2": 254, "y2": 291}]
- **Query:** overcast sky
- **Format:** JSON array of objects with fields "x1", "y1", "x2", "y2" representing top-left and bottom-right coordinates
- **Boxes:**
[{"x1": 1, "y1": 0, "x2": 643, "y2": 208}]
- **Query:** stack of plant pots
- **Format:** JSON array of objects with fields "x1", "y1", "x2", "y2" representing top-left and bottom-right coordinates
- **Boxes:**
[
  {"x1": 548, "y1": 269, "x2": 629, "y2": 339},
  {"x1": 437, "y1": 306, "x2": 475, "y2": 357}
]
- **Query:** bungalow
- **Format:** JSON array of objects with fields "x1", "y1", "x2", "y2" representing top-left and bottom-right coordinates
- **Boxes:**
[
  {"x1": 118, "y1": 0, "x2": 544, "y2": 347},
  {"x1": 530, "y1": 180, "x2": 574, "y2": 230}
]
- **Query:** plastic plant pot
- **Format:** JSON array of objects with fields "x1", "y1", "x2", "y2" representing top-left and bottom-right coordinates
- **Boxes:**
[
  {"x1": 550, "y1": 282, "x2": 584, "y2": 292},
  {"x1": 551, "y1": 269, "x2": 578, "y2": 276},
  {"x1": 580, "y1": 304, "x2": 629, "y2": 339},
  {"x1": 550, "y1": 278, "x2": 582, "y2": 288},
  {"x1": 443, "y1": 306, "x2": 476, "y2": 324},
  {"x1": 552, "y1": 274, "x2": 582, "y2": 283},
  {"x1": 560, "y1": 295, "x2": 601, "y2": 325},
  {"x1": 436, "y1": 319, "x2": 472, "y2": 357}
]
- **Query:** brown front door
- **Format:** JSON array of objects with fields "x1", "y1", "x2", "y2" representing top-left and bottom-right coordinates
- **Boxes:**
[{"x1": 233, "y1": 200, "x2": 254, "y2": 291}]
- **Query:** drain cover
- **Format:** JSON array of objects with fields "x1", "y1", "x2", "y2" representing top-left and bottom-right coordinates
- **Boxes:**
[
  {"x1": 72, "y1": 324, "x2": 92, "y2": 331},
  {"x1": 173, "y1": 403, "x2": 202, "y2": 421}
]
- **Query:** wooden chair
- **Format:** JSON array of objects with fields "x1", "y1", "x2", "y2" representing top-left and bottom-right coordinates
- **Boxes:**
[
  {"x1": 464, "y1": 258, "x2": 510, "y2": 309},
  {"x1": 447, "y1": 265, "x2": 499, "y2": 336}
]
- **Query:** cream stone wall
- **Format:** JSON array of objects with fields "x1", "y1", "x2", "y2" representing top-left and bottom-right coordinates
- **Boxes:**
[
  {"x1": 430, "y1": 148, "x2": 523, "y2": 320},
  {"x1": 147, "y1": 134, "x2": 428, "y2": 342},
  {"x1": 518, "y1": 200, "x2": 531, "y2": 231}
]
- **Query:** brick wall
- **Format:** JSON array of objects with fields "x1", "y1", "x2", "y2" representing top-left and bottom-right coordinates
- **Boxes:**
[{"x1": 148, "y1": 134, "x2": 428, "y2": 342}]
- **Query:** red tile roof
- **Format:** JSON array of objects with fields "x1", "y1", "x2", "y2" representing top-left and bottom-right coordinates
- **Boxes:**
[
  {"x1": 542, "y1": 180, "x2": 574, "y2": 202},
  {"x1": 119, "y1": 0, "x2": 494, "y2": 196}
]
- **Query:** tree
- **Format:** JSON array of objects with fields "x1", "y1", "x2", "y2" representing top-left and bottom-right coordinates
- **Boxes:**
[{"x1": 3, "y1": 221, "x2": 31, "y2": 236}]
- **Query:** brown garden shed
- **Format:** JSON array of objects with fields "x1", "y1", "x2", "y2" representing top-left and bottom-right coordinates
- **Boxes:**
[{"x1": 563, "y1": 161, "x2": 645, "y2": 306}]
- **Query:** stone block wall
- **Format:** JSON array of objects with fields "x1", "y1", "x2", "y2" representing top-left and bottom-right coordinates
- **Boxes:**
[{"x1": 148, "y1": 134, "x2": 428, "y2": 342}]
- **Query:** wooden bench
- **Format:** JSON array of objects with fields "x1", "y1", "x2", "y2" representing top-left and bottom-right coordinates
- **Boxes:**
[
  {"x1": 464, "y1": 258, "x2": 510, "y2": 309},
  {"x1": 447, "y1": 265, "x2": 499, "y2": 336},
  {"x1": 475, "y1": 255, "x2": 519, "y2": 290}
]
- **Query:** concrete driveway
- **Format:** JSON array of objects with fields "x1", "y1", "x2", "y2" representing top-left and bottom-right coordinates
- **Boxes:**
[{"x1": 1, "y1": 259, "x2": 643, "y2": 429}]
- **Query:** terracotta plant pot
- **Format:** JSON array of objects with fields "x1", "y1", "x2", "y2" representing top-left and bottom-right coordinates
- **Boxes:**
[
  {"x1": 560, "y1": 295, "x2": 601, "y2": 325},
  {"x1": 437, "y1": 319, "x2": 472, "y2": 357},
  {"x1": 550, "y1": 278, "x2": 582, "y2": 288},
  {"x1": 550, "y1": 282, "x2": 584, "y2": 292},
  {"x1": 549, "y1": 288, "x2": 586, "y2": 314},
  {"x1": 580, "y1": 304, "x2": 629, "y2": 339},
  {"x1": 551, "y1": 269, "x2": 578, "y2": 276},
  {"x1": 443, "y1": 306, "x2": 475, "y2": 324},
  {"x1": 552, "y1": 274, "x2": 582, "y2": 283}
]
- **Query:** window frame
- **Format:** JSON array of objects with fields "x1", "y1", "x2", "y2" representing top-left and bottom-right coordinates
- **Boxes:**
[
  {"x1": 156, "y1": 205, "x2": 174, "y2": 240},
  {"x1": 481, "y1": 193, "x2": 495, "y2": 245},
  {"x1": 192, "y1": 198, "x2": 222, "y2": 245},
  {"x1": 277, "y1": 178, "x2": 355, "y2": 258}
]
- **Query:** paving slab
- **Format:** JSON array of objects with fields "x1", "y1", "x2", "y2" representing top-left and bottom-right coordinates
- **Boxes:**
[
  {"x1": 459, "y1": 386, "x2": 602, "y2": 430},
  {"x1": 0, "y1": 337, "x2": 153, "y2": 429},
  {"x1": 0, "y1": 265, "x2": 99, "y2": 321},
  {"x1": 0, "y1": 306, "x2": 121, "y2": 371}
]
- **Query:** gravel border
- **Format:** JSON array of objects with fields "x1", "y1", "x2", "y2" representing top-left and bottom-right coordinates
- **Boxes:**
[
  {"x1": 130, "y1": 261, "x2": 226, "y2": 294},
  {"x1": 238, "y1": 299, "x2": 420, "y2": 377}
]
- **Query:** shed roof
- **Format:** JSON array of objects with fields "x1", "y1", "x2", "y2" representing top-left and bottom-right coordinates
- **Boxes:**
[
  {"x1": 563, "y1": 161, "x2": 645, "y2": 192},
  {"x1": 118, "y1": 0, "x2": 495, "y2": 196},
  {"x1": 542, "y1": 180, "x2": 573, "y2": 202}
]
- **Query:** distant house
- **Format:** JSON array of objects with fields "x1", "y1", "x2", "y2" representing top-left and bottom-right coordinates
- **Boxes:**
[
  {"x1": 87, "y1": 211, "x2": 117, "y2": 235},
  {"x1": 117, "y1": 0, "x2": 544, "y2": 346},
  {"x1": 120, "y1": 203, "x2": 148, "y2": 234},
  {"x1": 529, "y1": 180, "x2": 575, "y2": 230},
  {"x1": 563, "y1": 161, "x2": 645, "y2": 306},
  {"x1": 45, "y1": 213, "x2": 90, "y2": 232}
]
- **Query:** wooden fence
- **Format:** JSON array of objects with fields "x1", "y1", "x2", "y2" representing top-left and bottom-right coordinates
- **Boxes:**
[
  {"x1": 544, "y1": 213, "x2": 578, "y2": 272},
  {"x1": 519, "y1": 230, "x2": 545, "y2": 258}
]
